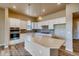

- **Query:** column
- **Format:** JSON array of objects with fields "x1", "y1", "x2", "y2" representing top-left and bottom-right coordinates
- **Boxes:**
[{"x1": 4, "y1": 8, "x2": 10, "y2": 48}]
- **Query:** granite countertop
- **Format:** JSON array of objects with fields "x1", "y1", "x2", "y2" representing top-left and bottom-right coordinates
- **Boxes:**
[{"x1": 25, "y1": 33, "x2": 65, "y2": 49}]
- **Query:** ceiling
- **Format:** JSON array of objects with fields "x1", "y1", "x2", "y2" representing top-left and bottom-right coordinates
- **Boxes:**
[{"x1": 0, "y1": 3, "x2": 66, "y2": 17}]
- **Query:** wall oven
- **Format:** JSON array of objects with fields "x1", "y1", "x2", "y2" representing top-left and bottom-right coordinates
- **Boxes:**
[{"x1": 10, "y1": 27, "x2": 20, "y2": 40}]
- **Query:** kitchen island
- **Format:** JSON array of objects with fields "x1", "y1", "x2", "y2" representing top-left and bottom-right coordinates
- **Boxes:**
[{"x1": 24, "y1": 33, "x2": 65, "y2": 56}]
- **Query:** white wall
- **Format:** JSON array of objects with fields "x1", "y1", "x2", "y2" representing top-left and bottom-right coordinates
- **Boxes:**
[
  {"x1": 0, "y1": 8, "x2": 10, "y2": 48},
  {"x1": 4, "y1": 8, "x2": 10, "y2": 48},
  {"x1": 42, "y1": 10, "x2": 66, "y2": 20},
  {"x1": 0, "y1": 9, "x2": 5, "y2": 46}
]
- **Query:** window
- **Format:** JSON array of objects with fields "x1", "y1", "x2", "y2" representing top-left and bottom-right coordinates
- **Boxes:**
[{"x1": 26, "y1": 20, "x2": 32, "y2": 30}]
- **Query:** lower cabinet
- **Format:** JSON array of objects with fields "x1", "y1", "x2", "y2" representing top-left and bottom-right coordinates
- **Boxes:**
[{"x1": 24, "y1": 40, "x2": 50, "y2": 56}]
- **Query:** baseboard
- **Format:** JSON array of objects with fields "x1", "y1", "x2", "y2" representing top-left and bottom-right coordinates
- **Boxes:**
[
  {"x1": 0, "y1": 44, "x2": 9, "y2": 49},
  {"x1": 4, "y1": 45, "x2": 8, "y2": 48},
  {"x1": 0, "y1": 44, "x2": 4, "y2": 47},
  {"x1": 73, "y1": 39, "x2": 79, "y2": 40},
  {"x1": 0, "y1": 44, "x2": 4, "y2": 49},
  {"x1": 24, "y1": 47, "x2": 33, "y2": 56}
]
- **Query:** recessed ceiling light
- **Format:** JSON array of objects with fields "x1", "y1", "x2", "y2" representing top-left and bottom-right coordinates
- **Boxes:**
[
  {"x1": 13, "y1": 5, "x2": 16, "y2": 9},
  {"x1": 42, "y1": 9, "x2": 45, "y2": 12},
  {"x1": 38, "y1": 16, "x2": 42, "y2": 20},
  {"x1": 27, "y1": 20, "x2": 31, "y2": 25},
  {"x1": 27, "y1": 20, "x2": 31, "y2": 23}
]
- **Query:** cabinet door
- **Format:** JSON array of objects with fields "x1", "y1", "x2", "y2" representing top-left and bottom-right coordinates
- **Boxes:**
[
  {"x1": 54, "y1": 24, "x2": 66, "y2": 39},
  {"x1": 20, "y1": 20, "x2": 27, "y2": 29},
  {"x1": 9, "y1": 18, "x2": 20, "y2": 27},
  {"x1": 37, "y1": 22, "x2": 42, "y2": 29},
  {"x1": 9, "y1": 18, "x2": 16, "y2": 27},
  {"x1": 15, "y1": 19, "x2": 20, "y2": 27},
  {"x1": 32, "y1": 22, "x2": 38, "y2": 29}
]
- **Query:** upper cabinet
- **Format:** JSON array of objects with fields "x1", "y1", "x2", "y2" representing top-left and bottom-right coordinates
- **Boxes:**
[
  {"x1": 9, "y1": 18, "x2": 27, "y2": 29},
  {"x1": 32, "y1": 22, "x2": 38, "y2": 29},
  {"x1": 32, "y1": 17, "x2": 66, "y2": 29},
  {"x1": 9, "y1": 18, "x2": 20, "y2": 27},
  {"x1": 20, "y1": 20, "x2": 27, "y2": 29}
]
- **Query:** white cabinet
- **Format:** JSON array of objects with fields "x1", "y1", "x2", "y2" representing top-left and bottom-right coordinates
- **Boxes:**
[
  {"x1": 20, "y1": 20, "x2": 27, "y2": 29},
  {"x1": 9, "y1": 18, "x2": 27, "y2": 29},
  {"x1": 25, "y1": 40, "x2": 50, "y2": 56},
  {"x1": 9, "y1": 18, "x2": 20, "y2": 27},
  {"x1": 32, "y1": 17, "x2": 66, "y2": 29},
  {"x1": 9, "y1": 34, "x2": 25, "y2": 45},
  {"x1": 32, "y1": 22, "x2": 38, "y2": 29},
  {"x1": 49, "y1": 24, "x2": 54, "y2": 29},
  {"x1": 37, "y1": 22, "x2": 42, "y2": 29}
]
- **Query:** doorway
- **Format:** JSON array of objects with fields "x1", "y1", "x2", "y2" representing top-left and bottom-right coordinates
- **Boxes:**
[{"x1": 73, "y1": 12, "x2": 79, "y2": 53}]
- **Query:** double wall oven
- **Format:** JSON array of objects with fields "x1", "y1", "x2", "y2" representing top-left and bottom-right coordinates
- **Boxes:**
[{"x1": 10, "y1": 27, "x2": 20, "y2": 40}]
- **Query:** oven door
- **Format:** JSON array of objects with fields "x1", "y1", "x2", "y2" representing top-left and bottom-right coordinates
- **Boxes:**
[{"x1": 10, "y1": 32, "x2": 20, "y2": 40}]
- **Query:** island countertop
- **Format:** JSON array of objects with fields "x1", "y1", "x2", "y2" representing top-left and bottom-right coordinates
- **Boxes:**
[{"x1": 25, "y1": 33, "x2": 65, "y2": 49}]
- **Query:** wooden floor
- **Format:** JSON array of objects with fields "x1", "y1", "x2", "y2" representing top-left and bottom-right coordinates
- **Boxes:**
[
  {"x1": 59, "y1": 46, "x2": 77, "y2": 56},
  {"x1": 73, "y1": 39, "x2": 79, "y2": 52},
  {"x1": 59, "y1": 39, "x2": 79, "y2": 56},
  {"x1": 0, "y1": 43, "x2": 32, "y2": 56}
]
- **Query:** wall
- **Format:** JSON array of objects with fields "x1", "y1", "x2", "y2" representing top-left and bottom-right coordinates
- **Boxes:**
[
  {"x1": 0, "y1": 9, "x2": 5, "y2": 46},
  {"x1": 4, "y1": 8, "x2": 9, "y2": 48},
  {"x1": 0, "y1": 8, "x2": 9, "y2": 48},
  {"x1": 42, "y1": 10, "x2": 66, "y2": 20}
]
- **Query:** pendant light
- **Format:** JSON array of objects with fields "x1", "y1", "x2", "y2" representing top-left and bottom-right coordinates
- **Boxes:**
[
  {"x1": 38, "y1": 4, "x2": 43, "y2": 20},
  {"x1": 38, "y1": 16, "x2": 42, "y2": 20},
  {"x1": 27, "y1": 4, "x2": 32, "y2": 30},
  {"x1": 27, "y1": 4, "x2": 31, "y2": 16}
]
